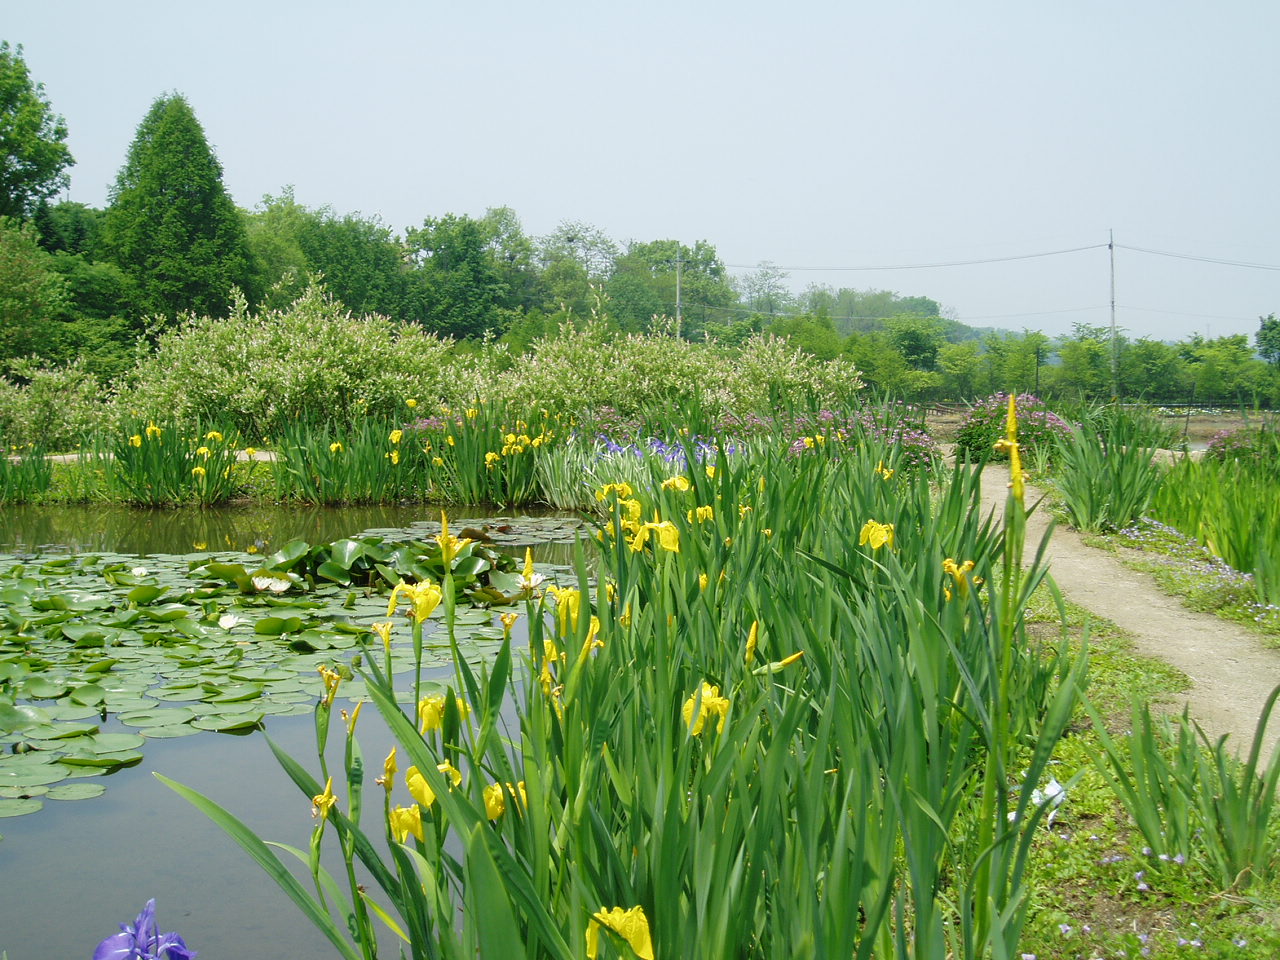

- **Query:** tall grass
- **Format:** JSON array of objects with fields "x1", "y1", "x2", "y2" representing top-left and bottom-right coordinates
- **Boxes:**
[
  {"x1": 170, "y1": 406, "x2": 1087, "y2": 958},
  {"x1": 1087, "y1": 688, "x2": 1280, "y2": 892},
  {"x1": 0, "y1": 441, "x2": 53, "y2": 504},
  {"x1": 1151, "y1": 458, "x2": 1280, "y2": 605},
  {"x1": 1053, "y1": 405, "x2": 1167, "y2": 532}
]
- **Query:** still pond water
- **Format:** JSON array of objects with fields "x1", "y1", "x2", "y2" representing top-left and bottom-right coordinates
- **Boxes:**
[{"x1": 0, "y1": 503, "x2": 581, "y2": 959}]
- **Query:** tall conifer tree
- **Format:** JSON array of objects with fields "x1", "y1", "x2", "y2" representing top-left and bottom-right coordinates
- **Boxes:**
[{"x1": 103, "y1": 92, "x2": 249, "y2": 320}]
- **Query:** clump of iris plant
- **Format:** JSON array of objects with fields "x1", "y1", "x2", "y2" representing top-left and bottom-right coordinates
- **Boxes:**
[{"x1": 94, "y1": 899, "x2": 196, "y2": 960}]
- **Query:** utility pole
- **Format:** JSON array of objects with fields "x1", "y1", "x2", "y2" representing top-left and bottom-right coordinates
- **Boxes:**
[
  {"x1": 1109, "y1": 229, "x2": 1118, "y2": 399},
  {"x1": 674, "y1": 252, "x2": 685, "y2": 339}
]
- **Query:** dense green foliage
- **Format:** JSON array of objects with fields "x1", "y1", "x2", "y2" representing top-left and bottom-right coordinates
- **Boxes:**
[
  {"x1": 0, "y1": 42, "x2": 73, "y2": 219},
  {"x1": 102, "y1": 93, "x2": 251, "y2": 322}
]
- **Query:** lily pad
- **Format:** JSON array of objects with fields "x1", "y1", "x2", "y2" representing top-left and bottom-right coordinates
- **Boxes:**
[
  {"x1": 45, "y1": 782, "x2": 107, "y2": 801},
  {"x1": 0, "y1": 765, "x2": 69, "y2": 787},
  {"x1": 191, "y1": 713, "x2": 264, "y2": 732},
  {"x1": 143, "y1": 724, "x2": 201, "y2": 739},
  {"x1": 0, "y1": 784, "x2": 49, "y2": 798},
  {"x1": 61, "y1": 750, "x2": 143, "y2": 769},
  {"x1": 118, "y1": 708, "x2": 195, "y2": 727},
  {"x1": 0, "y1": 796, "x2": 43, "y2": 817}
]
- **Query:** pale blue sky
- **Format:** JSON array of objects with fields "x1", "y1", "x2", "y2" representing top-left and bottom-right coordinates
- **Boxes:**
[{"x1": 7, "y1": 0, "x2": 1278, "y2": 340}]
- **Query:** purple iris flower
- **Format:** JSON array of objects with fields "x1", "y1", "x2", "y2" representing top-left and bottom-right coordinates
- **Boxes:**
[{"x1": 94, "y1": 899, "x2": 196, "y2": 960}]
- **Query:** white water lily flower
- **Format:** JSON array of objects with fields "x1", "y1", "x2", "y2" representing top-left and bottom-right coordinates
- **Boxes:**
[
  {"x1": 517, "y1": 570, "x2": 547, "y2": 592},
  {"x1": 251, "y1": 575, "x2": 292, "y2": 594},
  {"x1": 131, "y1": 567, "x2": 149, "y2": 577},
  {"x1": 218, "y1": 613, "x2": 247, "y2": 630}
]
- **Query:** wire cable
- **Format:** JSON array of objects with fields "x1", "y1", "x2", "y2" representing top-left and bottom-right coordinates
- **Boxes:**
[
  {"x1": 1114, "y1": 244, "x2": 1280, "y2": 272},
  {"x1": 722, "y1": 243, "x2": 1108, "y2": 272}
]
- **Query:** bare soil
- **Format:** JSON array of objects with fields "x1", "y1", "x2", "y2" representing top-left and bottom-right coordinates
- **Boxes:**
[{"x1": 978, "y1": 461, "x2": 1280, "y2": 760}]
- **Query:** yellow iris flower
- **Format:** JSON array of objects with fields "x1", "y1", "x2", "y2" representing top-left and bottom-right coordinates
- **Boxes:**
[
  {"x1": 387, "y1": 579, "x2": 443, "y2": 622},
  {"x1": 586, "y1": 906, "x2": 654, "y2": 960},
  {"x1": 629, "y1": 520, "x2": 680, "y2": 553},
  {"x1": 405, "y1": 762, "x2": 461, "y2": 808},
  {"x1": 380, "y1": 746, "x2": 397, "y2": 794},
  {"x1": 943, "y1": 557, "x2": 976, "y2": 601},
  {"x1": 389, "y1": 804, "x2": 423, "y2": 843},
  {"x1": 435, "y1": 512, "x2": 471, "y2": 565},
  {"x1": 858, "y1": 520, "x2": 895, "y2": 550},
  {"x1": 417, "y1": 693, "x2": 470, "y2": 733},
  {"x1": 483, "y1": 782, "x2": 506, "y2": 820},
  {"x1": 683, "y1": 681, "x2": 730, "y2": 736},
  {"x1": 311, "y1": 776, "x2": 337, "y2": 820}
]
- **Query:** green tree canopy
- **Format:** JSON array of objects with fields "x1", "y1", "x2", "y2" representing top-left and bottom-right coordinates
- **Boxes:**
[
  {"x1": 1257, "y1": 314, "x2": 1280, "y2": 368},
  {"x1": 246, "y1": 190, "x2": 410, "y2": 316},
  {"x1": 0, "y1": 42, "x2": 74, "y2": 220},
  {"x1": 0, "y1": 216, "x2": 71, "y2": 366},
  {"x1": 605, "y1": 239, "x2": 736, "y2": 336},
  {"x1": 102, "y1": 92, "x2": 250, "y2": 322},
  {"x1": 404, "y1": 212, "x2": 511, "y2": 338}
]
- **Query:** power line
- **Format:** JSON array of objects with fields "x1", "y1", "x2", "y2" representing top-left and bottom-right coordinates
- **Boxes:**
[
  {"x1": 1117, "y1": 304, "x2": 1263, "y2": 322},
  {"x1": 1115, "y1": 244, "x2": 1280, "y2": 272},
  {"x1": 722, "y1": 243, "x2": 1108, "y2": 272}
]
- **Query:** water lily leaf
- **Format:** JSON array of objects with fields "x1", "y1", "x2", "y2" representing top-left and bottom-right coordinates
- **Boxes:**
[
  {"x1": 0, "y1": 702, "x2": 45, "y2": 732},
  {"x1": 255, "y1": 616, "x2": 303, "y2": 636},
  {"x1": 22, "y1": 721, "x2": 99, "y2": 740},
  {"x1": 46, "y1": 701, "x2": 103, "y2": 721},
  {"x1": 45, "y1": 782, "x2": 107, "y2": 801},
  {"x1": 143, "y1": 724, "x2": 201, "y2": 739},
  {"x1": 230, "y1": 667, "x2": 292, "y2": 682},
  {"x1": 21, "y1": 676, "x2": 72, "y2": 699},
  {"x1": 84, "y1": 732, "x2": 146, "y2": 752},
  {"x1": 0, "y1": 796, "x2": 43, "y2": 817},
  {"x1": 68, "y1": 683, "x2": 108, "y2": 705},
  {"x1": 0, "y1": 765, "x2": 68, "y2": 787},
  {"x1": 119, "y1": 708, "x2": 195, "y2": 727},
  {"x1": 139, "y1": 603, "x2": 196, "y2": 622},
  {"x1": 0, "y1": 784, "x2": 49, "y2": 798},
  {"x1": 261, "y1": 540, "x2": 310, "y2": 570},
  {"x1": 191, "y1": 713, "x2": 264, "y2": 732},
  {"x1": 169, "y1": 619, "x2": 209, "y2": 639},
  {"x1": 151, "y1": 688, "x2": 204, "y2": 702},
  {"x1": 207, "y1": 683, "x2": 264, "y2": 703},
  {"x1": 126, "y1": 584, "x2": 168, "y2": 605},
  {"x1": 61, "y1": 750, "x2": 143, "y2": 769}
]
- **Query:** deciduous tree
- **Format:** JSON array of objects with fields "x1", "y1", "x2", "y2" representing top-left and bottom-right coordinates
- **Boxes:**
[{"x1": 0, "y1": 43, "x2": 73, "y2": 219}]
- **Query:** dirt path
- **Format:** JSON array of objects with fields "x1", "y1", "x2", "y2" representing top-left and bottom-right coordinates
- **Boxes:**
[{"x1": 978, "y1": 462, "x2": 1280, "y2": 760}]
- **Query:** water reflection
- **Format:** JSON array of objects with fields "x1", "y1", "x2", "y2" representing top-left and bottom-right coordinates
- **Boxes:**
[{"x1": 0, "y1": 502, "x2": 581, "y2": 559}]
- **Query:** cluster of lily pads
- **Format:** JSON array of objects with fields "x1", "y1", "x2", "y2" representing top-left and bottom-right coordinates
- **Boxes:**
[{"x1": 0, "y1": 516, "x2": 584, "y2": 827}]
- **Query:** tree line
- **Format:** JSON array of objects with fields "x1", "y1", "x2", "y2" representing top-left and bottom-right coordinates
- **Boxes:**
[{"x1": 3, "y1": 40, "x2": 1279, "y2": 405}]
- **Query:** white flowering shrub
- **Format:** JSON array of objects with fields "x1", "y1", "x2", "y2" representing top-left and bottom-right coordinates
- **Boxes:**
[
  {"x1": 0, "y1": 358, "x2": 106, "y2": 449},
  {"x1": 116, "y1": 284, "x2": 457, "y2": 440}
]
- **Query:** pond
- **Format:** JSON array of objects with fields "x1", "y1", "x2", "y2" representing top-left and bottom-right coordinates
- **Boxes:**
[
  {"x1": 0, "y1": 504, "x2": 586, "y2": 959},
  {"x1": 0, "y1": 501, "x2": 579, "y2": 558}
]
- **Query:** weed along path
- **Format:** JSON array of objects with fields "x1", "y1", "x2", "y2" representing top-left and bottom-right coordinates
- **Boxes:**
[{"x1": 978, "y1": 461, "x2": 1280, "y2": 760}]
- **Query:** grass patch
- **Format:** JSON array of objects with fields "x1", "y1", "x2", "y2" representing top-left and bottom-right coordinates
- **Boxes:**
[{"x1": 1019, "y1": 590, "x2": 1280, "y2": 959}]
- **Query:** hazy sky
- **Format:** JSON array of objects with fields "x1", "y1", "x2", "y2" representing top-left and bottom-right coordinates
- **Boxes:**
[{"x1": 7, "y1": 0, "x2": 1278, "y2": 341}]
